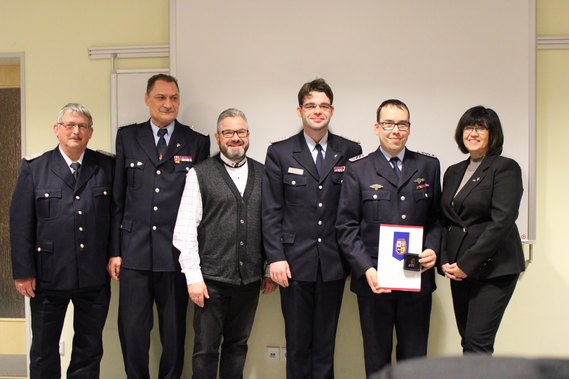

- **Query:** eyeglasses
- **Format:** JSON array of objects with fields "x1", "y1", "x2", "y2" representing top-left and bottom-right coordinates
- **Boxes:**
[
  {"x1": 219, "y1": 129, "x2": 249, "y2": 138},
  {"x1": 378, "y1": 121, "x2": 410, "y2": 132},
  {"x1": 58, "y1": 122, "x2": 90, "y2": 130},
  {"x1": 301, "y1": 103, "x2": 333, "y2": 112},
  {"x1": 463, "y1": 126, "x2": 488, "y2": 134}
]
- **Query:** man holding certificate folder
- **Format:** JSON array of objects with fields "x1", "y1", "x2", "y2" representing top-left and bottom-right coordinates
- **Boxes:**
[{"x1": 336, "y1": 99, "x2": 442, "y2": 377}]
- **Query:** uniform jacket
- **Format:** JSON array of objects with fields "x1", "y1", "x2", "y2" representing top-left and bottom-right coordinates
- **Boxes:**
[
  {"x1": 439, "y1": 155, "x2": 525, "y2": 279},
  {"x1": 336, "y1": 148, "x2": 442, "y2": 297},
  {"x1": 111, "y1": 120, "x2": 210, "y2": 271},
  {"x1": 262, "y1": 131, "x2": 362, "y2": 282},
  {"x1": 10, "y1": 147, "x2": 114, "y2": 290}
]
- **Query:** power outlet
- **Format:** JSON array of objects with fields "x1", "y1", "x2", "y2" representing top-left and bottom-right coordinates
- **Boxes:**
[
  {"x1": 59, "y1": 341, "x2": 65, "y2": 356},
  {"x1": 280, "y1": 346, "x2": 286, "y2": 360},
  {"x1": 266, "y1": 346, "x2": 280, "y2": 360}
]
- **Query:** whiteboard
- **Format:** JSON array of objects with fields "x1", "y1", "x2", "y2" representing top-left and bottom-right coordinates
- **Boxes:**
[
  {"x1": 169, "y1": 0, "x2": 536, "y2": 241},
  {"x1": 110, "y1": 69, "x2": 168, "y2": 152}
]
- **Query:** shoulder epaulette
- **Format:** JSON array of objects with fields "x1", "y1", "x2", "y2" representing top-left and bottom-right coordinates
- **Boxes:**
[
  {"x1": 97, "y1": 149, "x2": 116, "y2": 158},
  {"x1": 417, "y1": 151, "x2": 437, "y2": 158},
  {"x1": 338, "y1": 134, "x2": 361, "y2": 144},
  {"x1": 24, "y1": 151, "x2": 46, "y2": 161},
  {"x1": 270, "y1": 136, "x2": 290, "y2": 144},
  {"x1": 189, "y1": 125, "x2": 209, "y2": 136},
  {"x1": 349, "y1": 153, "x2": 368, "y2": 162}
]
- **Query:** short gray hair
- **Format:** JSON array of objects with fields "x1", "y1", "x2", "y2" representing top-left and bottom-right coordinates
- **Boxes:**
[
  {"x1": 57, "y1": 103, "x2": 93, "y2": 127},
  {"x1": 216, "y1": 108, "x2": 247, "y2": 131}
]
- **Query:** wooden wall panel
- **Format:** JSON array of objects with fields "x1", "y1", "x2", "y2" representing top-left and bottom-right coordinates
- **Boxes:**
[{"x1": 0, "y1": 88, "x2": 23, "y2": 318}]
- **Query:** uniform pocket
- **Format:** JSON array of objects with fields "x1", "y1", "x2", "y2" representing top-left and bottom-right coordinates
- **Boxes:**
[
  {"x1": 35, "y1": 189, "x2": 62, "y2": 220},
  {"x1": 283, "y1": 175, "x2": 307, "y2": 205},
  {"x1": 35, "y1": 240, "x2": 54, "y2": 282},
  {"x1": 362, "y1": 189, "x2": 389, "y2": 221},
  {"x1": 125, "y1": 159, "x2": 145, "y2": 189}
]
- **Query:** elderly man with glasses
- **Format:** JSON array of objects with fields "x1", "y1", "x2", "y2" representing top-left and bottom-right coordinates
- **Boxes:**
[{"x1": 10, "y1": 103, "x2": 114, "y2": 378}]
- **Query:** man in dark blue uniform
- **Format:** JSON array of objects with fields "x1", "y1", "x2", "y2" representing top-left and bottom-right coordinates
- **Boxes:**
[
  {"x1": 336, "y1": 99, "x2": 442, "y2": 377},
  {"x1": 10, "y1": 103, "x2": 114, "y2": 378},
  {"x1": 262, "y1": 78, "x2": 362, "y2": 379},
  {"x1": 108, "y1": 74, "x2": 210, "y2": 379}
]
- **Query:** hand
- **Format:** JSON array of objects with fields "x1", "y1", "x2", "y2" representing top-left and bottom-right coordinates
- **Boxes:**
[
  {"x1": 261, "y1": 277, "x2": 278, "y2": 294},
  {"x1": 365, "y1": 268, "x2": 392, "y2": 294},
  {"x1": 107, "y1": 257, "x2": 122, "y2": 280},
  {"x1": 15, "y1": 278, "x2": 36, "y2": 298},
  {"x1": 442, "y1": 263, "x2": 468, "y2": 281},
  {"x1": 269, "y1": 261, "x2": 292, "y2": 287},
  {"x1": 419, "y1": 248, "x2": 437, "y2": 272},
  {"x1": 188, "y1": 281, "x2": 209, "y2": 308}
]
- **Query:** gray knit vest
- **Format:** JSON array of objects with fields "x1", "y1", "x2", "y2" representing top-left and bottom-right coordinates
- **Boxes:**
[{"x1": 193, "y1": 155, "x2": 264, "y2": 285}]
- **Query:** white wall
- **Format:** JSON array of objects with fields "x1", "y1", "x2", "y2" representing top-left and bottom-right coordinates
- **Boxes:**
[{"x1": 0, "y1": 1, "x2": 567, "y2": 378}]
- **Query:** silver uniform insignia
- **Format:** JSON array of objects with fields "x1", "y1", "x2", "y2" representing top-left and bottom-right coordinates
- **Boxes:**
[
  {"x1": 349, "y1": 153, "x2": 368, "y2": 162},
  {"x1": 24, "y1": 151, "x2": 46, "y2": 161},
  {"x1": 417, "y1": 151, "x2": 437, "y2": 158},
  {"x1": 338, "y1": 134, "x2": 361, "y2": 144},
  {"x1": 97, "y1": 149, "x2": 116, "y2": 158},
  {"x1": 270, "y1": 136, "x2": 290, "y2": 144},
  {"x1": 190, "y1": 125, "x2": 209, "y2": 136}
]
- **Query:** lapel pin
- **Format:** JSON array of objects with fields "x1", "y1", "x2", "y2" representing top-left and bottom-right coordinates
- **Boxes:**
[{"x1": 370, "y1": 184, "x2": 383, "y2": 190}]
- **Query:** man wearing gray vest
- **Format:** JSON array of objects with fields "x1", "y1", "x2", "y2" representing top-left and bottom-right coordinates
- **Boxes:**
[{"x1": 173, "y1": 108, "x2": 276, "y2": 378}]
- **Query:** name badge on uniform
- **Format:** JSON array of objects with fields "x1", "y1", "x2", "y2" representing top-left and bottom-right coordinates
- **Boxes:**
[
  {"x1": 174, "y1": 155, "x2": 192, "y2": 164},
  {"x1": 333, "y1": 165, "x2": 346, "y2": 173},
  {"x1": 288, "y1": 167, "x2": 304, "y2": 175}
]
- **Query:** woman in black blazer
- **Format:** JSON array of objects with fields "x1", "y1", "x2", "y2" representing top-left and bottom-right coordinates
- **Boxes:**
[{"x1": 440, "y1": 106, "x2": 525, "y2": 354}]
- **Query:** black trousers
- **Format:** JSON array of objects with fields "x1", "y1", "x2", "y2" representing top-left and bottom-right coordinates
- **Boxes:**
[
  {"x1": 450, "y1": 274, "x2": 519, "y2": 354},
  {"x1": 357, "y1": 293, "x2": 432, "y2": 378},
  {"x1": 118, "y1": 269, "x2": 188, "y2": 379},
  {"x1": 192, "y1": 279, "x2": 261, "y2": 379},
  {"x1": 29, "y1": 284, "x2": 110, "y2": 379},
  {"x1": 279, "y1": 275, "x2": 345, "y2": 379}
]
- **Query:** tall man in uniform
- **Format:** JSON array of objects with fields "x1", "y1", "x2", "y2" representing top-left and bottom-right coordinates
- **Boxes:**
[
  {"x1": 262, "y1": 78, "x2": 362, "y2": 379},
  {"x1": 336, "y1": 99, "x2": 441, "y2": 377},
  {"x1": 108, "y1": 74, "x2": 210, "y2": 378},
  {"x1": 173, "y1": 108, "x2": 276, "y2": 378},
  {"x1": 10, "y1": 103, "x2": 114, "y2": 378}
]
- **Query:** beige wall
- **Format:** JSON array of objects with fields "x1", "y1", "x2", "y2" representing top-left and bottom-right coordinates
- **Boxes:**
[{"x1": 0, "y1": 0, "x2": 568, "y2": 378}]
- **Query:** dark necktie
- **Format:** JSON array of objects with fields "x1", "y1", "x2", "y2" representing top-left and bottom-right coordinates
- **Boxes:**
[
  {"x1": 315, "y1": 144, "x2": 324, "y2": 177},
  {"x1": 70, "y1": 162, "x2": 81, "y2": 181},
  {"x1": 157, "y1": 128, "x2": 168, "y2": 160},
  {"x1": 389, "y1": 156, "x2": 401, "y2": 179}
]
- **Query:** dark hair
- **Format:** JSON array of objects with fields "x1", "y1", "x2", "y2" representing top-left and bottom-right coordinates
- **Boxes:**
[
  {"x1": 455, "y1": 106, "x2": 504, "y2": 156},
  {"x1": 146, "y1": 74, "x2": 179, "y2": 94},
  {"x1": 376, "y1": 99, "x2": 410, "y2": 122},
  {"x1": 297, "y1": 78, "x2": 333, "y2": 106}
]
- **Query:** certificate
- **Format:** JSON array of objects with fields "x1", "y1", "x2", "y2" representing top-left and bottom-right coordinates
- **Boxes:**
[{"x1": 377, "y1": 224, "x2": 424, "y2": 292}]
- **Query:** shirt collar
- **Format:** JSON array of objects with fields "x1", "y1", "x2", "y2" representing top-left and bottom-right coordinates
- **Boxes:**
[
  {"x1": 58, "y1": 146, "x2": 85, "y2": 167},
  {"x1": 304, "y1": 131, "x2": 329, "y2": 152},
  {"x1": 150, "y1": 120, "x2": 175, "y2": 137},
  {"x1": 220, "y1": 153, "x2": 247, "y2": 168},
  {"x1": 379, "y1": 146, "x2": 406, "y2": 162}
]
